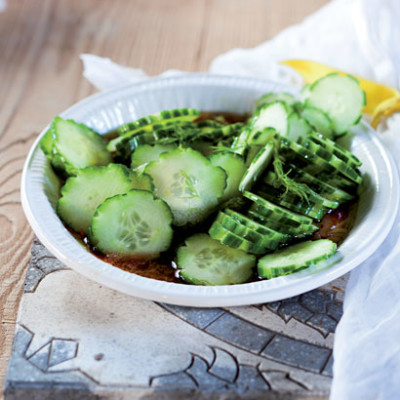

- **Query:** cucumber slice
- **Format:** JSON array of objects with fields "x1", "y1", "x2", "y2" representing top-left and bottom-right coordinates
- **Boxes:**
[
  {"x1": 49, "y1": 117, "x2": 111, "y2": 176},
  {"x1": 210, "y1": 152, "x2": 246, "y2": 201},
  {"x1": 40, "y1": 129, "x2": 54, "y2": 157},
  {"x1": 177, "y1": 234, "x2": 255, "y2": 285},
  {"x1": 247, "y1": 209, "x2": 317, "y2": 237},
  {"x1": 230, "y1": 126, "x2": 251, "y2": 156},
  {"x1": 279, "y1": 137, "x2": 358, "y2": 191},
  {"x1": 308, "y1": 131, "x2": 362, "y2": 168},
  {"x1": 224, "y1": 209, "x2": 291, "y2": 240},
  {"x1": 89, "y1": 190, "x2": 173, "y2": 257},
  {"x1": 305, "y1": 73, "x2": 365, "y2": 134},
  {"x1": 209, "y1": 221, "x2": 267, "y2": 255},
  {"x1": 284, "y1": 163, "x2": 354, "y2": 203},
  {"x1": 131, "y1": 144, "x2": 177, "y2": 172},
  {"x1": 263, "y1": 171, "x2": 340, "y2": 210},
  {"x1": 57, "y1": 164, "x2": 140, "y2": 234},
  {"x1": 118, "y1": 108, "x2": 201, "y2": 136},
  {"x1": 255, "y1": 92, "x2": 296, "y2": 109},
  {"x1": 144, "y1": 147, "x2": 226, "y2": 226},
  {"x1": 239, "y1": 141, "x2": 274, "y2": 192},
  {"x1": 257, "y1": 184, "x2": 329, "y2": 220},
  {"x1": 298, "y1": 138, "x2": 362, "y2": 185},
  {"x1": 258, "y1": 239, "x2": 337, "y2": 279},
  {"x1": 130, "y1": 172, "x2": 154, "y2": 191},
  {"x1": 287, "y1": 112, "x2": 312, "y2": 142},
  {"x1": 249, "y1": 101, "x2": 290, "y2": 139},
  {"x1": 214, "y1": 211, "x2": 286, "y2": 250},
  {"x1": 300, "y1": 106, "x2": 333, "y2": 138},
  {"x1": 243, "y1": 191, "x2": 314, "y2": 225},
  {"x1": 248, "y1": 127, "x2": 277, "y2": 146}
]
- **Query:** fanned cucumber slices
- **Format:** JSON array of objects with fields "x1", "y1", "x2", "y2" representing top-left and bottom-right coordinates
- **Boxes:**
[{"x1": 40, "y1": 73, "x2": 365, "y2": 285}]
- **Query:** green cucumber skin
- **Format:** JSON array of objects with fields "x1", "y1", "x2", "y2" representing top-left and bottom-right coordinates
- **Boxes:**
[
  {"x1": 209, "y1": 221, "x2": 268, "y2": 255},
  {"x1": 46, "y1": 117, "x2": 112, "y2": 177},
  {"x1": 256, "y1": 184, "x2": 328, "y2": 221},
  {"x1": 118, "y1": 108, "x2": 201, "y2": 135},
  {"x1": 224, "y1": 209, "x2": 290, "y2": 240},
  {"x1": 279, "y1": 137, "x2": 359, "y2": 192},
  {"x1": 284, "y1": 163, "x2": 354, "y2": 203},
  {"x1": 257, "y1": 239, "x2": 337, "y2": 279},
  {"x1": 214, "y1": 211, "x2": 285, "y2": 250},
  {"x1": 243, "y1": 191, "x2": 314, "y2": 225},
  {"x1": 309, "y1": 131, "x2": 362, "y2": 167},
  {"x1": 247, "y1": 209, "x2": 317, "y2": 238},
  {"x1": 298, "y1": 138, "x2": 362, "y2": 185},
  {"x1": 263, "y1": 171, "x2": 340, "y2": 210}
]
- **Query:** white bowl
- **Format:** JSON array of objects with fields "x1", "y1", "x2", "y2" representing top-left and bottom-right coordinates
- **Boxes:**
[{"x1": 21, "y1": 74, "x2": 399, "y2": 307}]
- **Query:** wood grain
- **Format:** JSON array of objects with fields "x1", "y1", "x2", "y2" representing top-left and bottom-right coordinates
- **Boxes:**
[{"x1": 0, "y1": 0, "x2": 330, "y2": 394}]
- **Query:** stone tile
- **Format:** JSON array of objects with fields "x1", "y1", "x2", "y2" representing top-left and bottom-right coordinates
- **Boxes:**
[
  {"x1": 209, "y1": 348, "x2": 238, "y2": 383},
  {"x1": 307, "y1": 314, "x2": 337, "y2": 336},
  {"x1": 261, "y1": 335, "x2": 331, "y2": 373},
  {"x1": 278, "y1": 301, "x2": 313, "y2": 323},
  {"x1": 48, "y1": 339, "x2": 79, "y2": 368},
  {"x1": 300, "y1": 291, "x2": 333, "y2": 314},
  {"x1": 160, "y1": 304, "x2": 224, "y2": 329},
  {"x1": 235, "y1": 365, "x2": 270, "y2": 391},
  {"x1": 327, "y1": 302, "x2": 343, "y2": 322},
  {"x1": 323, "y1": 354, "x2": 334, "y2": 377},
  {"x1": 205, "y1": 313, "x2": 274, "y2": 353}
]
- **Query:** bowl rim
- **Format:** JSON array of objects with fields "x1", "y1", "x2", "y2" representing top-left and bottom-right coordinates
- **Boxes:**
[{"x1": 21, "y1": 73, "x2": 400, "y2": 307}]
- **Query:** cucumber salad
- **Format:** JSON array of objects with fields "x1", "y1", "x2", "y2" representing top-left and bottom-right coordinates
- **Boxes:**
[{"x1": 41, "y1": 73, "x2": 365, "y2": 285}]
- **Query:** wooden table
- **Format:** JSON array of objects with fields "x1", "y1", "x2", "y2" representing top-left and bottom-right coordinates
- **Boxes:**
[{"x1": 0, "y1": 0, "x2": 330, "y2": 394}]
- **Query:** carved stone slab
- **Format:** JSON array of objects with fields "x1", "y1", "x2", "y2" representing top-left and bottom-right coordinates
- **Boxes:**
[{"x1": 4, "y1": 238, "x2": 347, "y2": 399}]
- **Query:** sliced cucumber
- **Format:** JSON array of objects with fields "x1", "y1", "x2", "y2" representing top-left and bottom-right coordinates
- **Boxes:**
[
  {"x1": 256, "y1": 184, "x2": 329, "y2": 220},
  {"x1": 249, "y1": 101, "x2": 290, "y2": 139},
  {"x1": 177, "y1": 234, "x2": 255, "y2": 285},
  {"x1": 308, "y1": 131, "x2": 362, "y2": 168},
  {"x1": 298, "y1": 138, "x2": 362, "y2": 185},
  {"x1": 210, "y1": 152, "x2": 246, "y2": 201},
  {"x1": 247, "y1": 209, "x2": 317, "y2": 237},
  {"x1": 118, "y1": 108, "x2": 201, "y2": 136},
  {"x1": 305, "y1": 73, "x2": 365, "y2": 134},
  {"x1": 144, "y1": 147, "x2": 226, "y2": 226},
  {"x1": 214, "y1": 211, "x2": 286, "y2": 250},
  {"x1": 239, "y1": 141, "x2": 274, "y2": 192},
  {"x1": 287, "y1": 112, "x2": 312, "y2": 142},
  {"x1": 284, "y1": 163, "x2": 354, "y2": 203},
  {"x1": 48, "y1": 117, "x2": 112, "y2": 176},
  {"x1": 279, "y1": 137, "x2": 359, "y2": 191},
  {"x1": 263, "y1": 171, "x2": 340, "y2": 210},
  {"x1": 89, "y1": 190, "x2": 173, "y2": 257},
  {"x1": 40, "y1": 129, "x2": 54, "y2": 157},
  {"x1": 131, "y1": 144, "x2": 177, "y2": 172},
  {"x1": 300, "y1": 106, "x2": 333, "y2": 138},
  {"x1": 209, "y1": 221, "x2": 267, "y2": 255},
  {"x1": 243, "y1": 191, "x2": 314, "y2": 225},
  {"x1": 57, "y1": 164, "x2": 140, "y2": 234},
  {"x1": 255, "y1": 92, "x2": 296, "y2": 109},
  {"x1": 258, "y1": 239, "x2": 337, "y2": 279},
  {"x1": 224, "y1": 209, "x2": 291, "y2": 240}
]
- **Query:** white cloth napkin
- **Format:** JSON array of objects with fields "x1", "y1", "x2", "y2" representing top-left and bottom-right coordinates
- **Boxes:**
[{"x1": 81, "y1": 0, "x2": 400, "y2": 398}]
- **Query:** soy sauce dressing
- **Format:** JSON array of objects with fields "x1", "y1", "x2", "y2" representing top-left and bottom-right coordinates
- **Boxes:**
[{"x1": 79, "y1": 112, "x2": 359, "y2": 284}]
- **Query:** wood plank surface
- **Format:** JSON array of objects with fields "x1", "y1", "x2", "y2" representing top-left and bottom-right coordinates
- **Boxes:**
[{"x1": 0, "y1": 0, "x2": 330, "y2": 395}]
